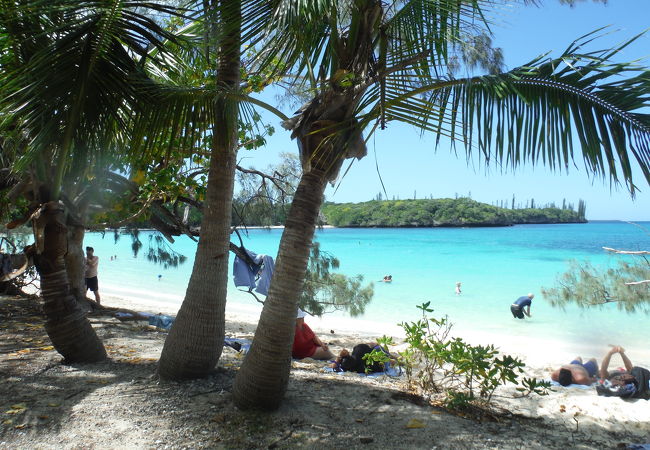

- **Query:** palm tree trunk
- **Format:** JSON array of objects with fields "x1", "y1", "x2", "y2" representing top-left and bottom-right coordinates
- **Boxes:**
[
  {"x1": 35, "y1": 202, "x2": 107, "y2": 363},
  {"x1": 158, "y1": 0, "x2": 241, "y2": 380},
  {"x1": 232, "y1": 168, "x2": 328, "y2": 410},
  {"x1": 65, "y1": 223, "x2": 95, "y2": 311}
]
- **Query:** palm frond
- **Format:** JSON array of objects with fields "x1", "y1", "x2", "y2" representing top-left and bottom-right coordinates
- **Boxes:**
[
  {"x1": 366, "y1": 30, "x2": 650, "y2": 195},
  {"x1": 0, "y1": 0, "x2": 188, "y2": 186}
]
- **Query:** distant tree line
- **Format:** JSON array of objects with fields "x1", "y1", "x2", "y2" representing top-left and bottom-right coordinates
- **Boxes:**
[
  {"x1": 321, "y1": 197, "x2": 587, "y2": 228},
  {"x1": 374, "y1": 191, "x2": 588, "y2": 219},
  {"x1": 132, "y1": 193, "x2": 586, "y2": 229}
]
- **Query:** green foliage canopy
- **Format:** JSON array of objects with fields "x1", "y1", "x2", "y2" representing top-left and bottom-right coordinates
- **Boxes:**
[
  {"x1": 541, "y1": 256, "x2": 650, "y2": 314},
  {"x1": 299, "y1": 242, "x2": 374, "y2": 317}
]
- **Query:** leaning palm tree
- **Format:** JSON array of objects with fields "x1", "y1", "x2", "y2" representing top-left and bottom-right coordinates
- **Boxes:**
[
  {"x1": 233, "y1": 0, "x2": 650, "y2": 410},
  {"x1": 156, "y1": 0, "x2": 244, "y2": 379},
  {"x1": 155, "y1": 0, "x2": 293, "y2": 379},
  {"x1": 0, "y1": 0, "x2": 187, "y2": 362}
]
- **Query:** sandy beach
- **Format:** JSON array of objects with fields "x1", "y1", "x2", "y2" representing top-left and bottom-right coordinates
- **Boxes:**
[
  {"x1": 104, "y1": 289, "x2": 650, "y2": 370},
  {"x1": 2, "y1": 285, "x2": 649, "y2": 449}
]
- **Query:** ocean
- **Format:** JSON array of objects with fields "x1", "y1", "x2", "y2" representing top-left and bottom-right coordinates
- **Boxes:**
[{"x1": 85, "y1": 221, "x2": 650, "y2": 358}]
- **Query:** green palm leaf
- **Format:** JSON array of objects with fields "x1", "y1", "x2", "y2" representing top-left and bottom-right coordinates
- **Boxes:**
[
  {"x1": 0, "y1": 0, "x2": 187, "y2": 196},
  {"x1": 366, "y1": 30, "x2": 650, "y2": 194}
]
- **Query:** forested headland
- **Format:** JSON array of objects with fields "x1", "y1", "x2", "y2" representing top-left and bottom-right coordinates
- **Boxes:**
[{"x1": 321, "y1": 197, "x2": 587, "y2": 228}]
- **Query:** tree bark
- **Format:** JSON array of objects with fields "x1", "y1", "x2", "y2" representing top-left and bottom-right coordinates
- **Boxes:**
[
  {"x1": 232, "y1": 168, "x2": 328, "y2": 410},
  {"x1": 157, "y1": 0, "x2": 241, "y2": 380},
  {"x1": 34, "y1": 202, "x2": 107, "y2": 363},
  {"x1": 65, "y1": 223, "x2": 93, "y2": 310}
]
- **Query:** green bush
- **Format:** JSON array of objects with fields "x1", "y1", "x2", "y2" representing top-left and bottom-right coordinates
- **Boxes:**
[{"x1": 397, "y1": 302, "x2": 551, "y2": 409}]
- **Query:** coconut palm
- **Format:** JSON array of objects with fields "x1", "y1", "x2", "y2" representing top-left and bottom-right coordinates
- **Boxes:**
[
  {"x1": 232, "y1": 0, "x2": 650, "y2": 410},
  {"x1": 155, "y1": 0, "x2": 295, "y2": 379},
  {"x1": 156, "y1": 0, "x2": 244, "y2": 379},
  {"x1": 0, "y1": 0, "x2": 188, "y2": 362}
]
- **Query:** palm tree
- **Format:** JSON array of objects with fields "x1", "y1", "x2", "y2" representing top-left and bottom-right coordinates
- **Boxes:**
[
  {"x1": 0, "y1": 0, "x2": 186, "y2": 362},
  {"x1": 156, "y1": 0, "x2": 243, "y2": 379},
  {"x1": 153, "y1": 0, "x2": 298, "y2": 379},
  {"x1": 233, "y1": 0, "x2": 650, "y2": 410}
]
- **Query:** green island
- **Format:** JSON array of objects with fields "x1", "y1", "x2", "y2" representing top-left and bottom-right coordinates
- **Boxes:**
[{"x1": 321, "y1": 198, "x2": 587, "y2": 228}]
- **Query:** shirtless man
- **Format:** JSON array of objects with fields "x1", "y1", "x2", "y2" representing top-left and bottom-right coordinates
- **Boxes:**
[
  {"x1": 551, "y1": 356, "x2": 599, "y2": 386},
  {"x1": 84, "y1": 246, "x2": 100, "y2": 305}
]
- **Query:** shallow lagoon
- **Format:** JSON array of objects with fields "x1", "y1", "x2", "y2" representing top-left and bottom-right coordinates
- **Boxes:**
[{"x1": 88, "y1": 221, "x2": 650, "y2": 359}]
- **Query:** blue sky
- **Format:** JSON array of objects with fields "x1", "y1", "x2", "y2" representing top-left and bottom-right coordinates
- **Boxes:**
[{"x1": 244, "y1": 0, "x2": 650, "y2": 221}]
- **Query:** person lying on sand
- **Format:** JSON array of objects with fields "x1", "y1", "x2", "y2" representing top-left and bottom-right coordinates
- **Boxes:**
[
  {"x1": 551, "y1": 356, "x2": 599, "y2": 386},
  {"x1": 330, "y1": 342, "x2": 394, "y2": 374},
  {"x1": 597, "y1": 345, "x2": 650, "y2": 399}
]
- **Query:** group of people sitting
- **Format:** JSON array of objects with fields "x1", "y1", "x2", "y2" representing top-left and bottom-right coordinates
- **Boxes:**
[
  {"x1": 292, "y1": 308, "x2": 392, "y2": 374},
  {"x1": 551, "y1": 345, "x2": 650, "y2": 399}
]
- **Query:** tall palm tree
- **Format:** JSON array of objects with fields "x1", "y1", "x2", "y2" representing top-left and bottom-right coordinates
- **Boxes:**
[
  {"x1": 153, "y1": 0, "x2": 297, "y2": 379},
  {"x1": 0, "y1": 0, "x2": 187, "y2": 362},
  {"x1": 233, "y1": 0, "x2": 650, "y2": 410},
  {"x1": 156, "y1": 0, "x2": 243, "y2": 379}
]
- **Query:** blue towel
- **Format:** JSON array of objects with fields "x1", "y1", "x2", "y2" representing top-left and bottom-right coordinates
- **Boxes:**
[
  {"x1": 233, "y1": 249, "x2": 260, "y2": 291},
  {"x1": 149, "y1": 314, "x2": 175, "y2": 330},
  {"x1": 232, "y1": 250, "x2": 275, "y2": 296},
  {"x1": 324, "y1": 364, "x2": 403, "y2": 377},
  {"x1": 255, "y1": 254, "x2": 275, "y2": 296},
  {"x1": 548, "y1": 380, "x2": 596, "y2": 390}
]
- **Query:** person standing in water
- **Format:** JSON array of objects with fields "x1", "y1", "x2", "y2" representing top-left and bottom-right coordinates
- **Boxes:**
[{"x1": 510, "y1": 293, "x2": 534, "y2": 319}]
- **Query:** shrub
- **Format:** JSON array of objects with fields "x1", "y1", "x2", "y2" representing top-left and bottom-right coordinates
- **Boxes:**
[{"x1": 397, "y1": 302, "x2": 550, "y2": 408}]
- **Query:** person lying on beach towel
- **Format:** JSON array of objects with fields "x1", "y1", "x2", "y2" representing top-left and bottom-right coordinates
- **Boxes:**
[
  {"x1": 551, "y1": 356, "x2": 599, "y2": 386},
  {"x1": 330, "y1": 342, "x2": 393, "y2": 374},
  {"x1": 597, "y1": 345, "x2": 650, "y2": 399}
]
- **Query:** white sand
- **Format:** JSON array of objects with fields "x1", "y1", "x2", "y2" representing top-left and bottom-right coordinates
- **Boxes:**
[
  {"x1": 6, "y1": 282, "x2": 648, "y2": 448},
  {"x1": 102, "y1": 288, "x2": 650, "y2": 367},
  {"x1": 98, "y1": 287, "x2": 650, "y2": 440}
]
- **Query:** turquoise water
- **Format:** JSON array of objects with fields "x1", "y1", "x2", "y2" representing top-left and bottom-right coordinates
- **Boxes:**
[{"x1": 86, "y1": 222, "x2": 650, "y2": 355}]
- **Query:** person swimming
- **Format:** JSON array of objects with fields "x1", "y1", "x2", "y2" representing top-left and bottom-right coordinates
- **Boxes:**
[{"x1": 381, "y1": 275, "x2": 393, "y2": 282}]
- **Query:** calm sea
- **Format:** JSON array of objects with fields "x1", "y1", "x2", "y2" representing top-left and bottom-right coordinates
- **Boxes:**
[{"x1": 85, "y1": 222, "x2": 650, "y2": 359}]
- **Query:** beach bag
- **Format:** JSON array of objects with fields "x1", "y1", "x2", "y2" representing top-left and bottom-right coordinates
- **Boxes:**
[
  {"x1": 630, "y1": 367, "x2": 650, "y2": 399},
  {"x1": 596, "y1": 367, "x2": 650, "y2": 399}
]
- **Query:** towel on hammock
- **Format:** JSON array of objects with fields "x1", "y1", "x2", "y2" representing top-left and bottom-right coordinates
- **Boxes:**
[{"x1": 233, "y1": 250, "x2": 274, "y2": 296}]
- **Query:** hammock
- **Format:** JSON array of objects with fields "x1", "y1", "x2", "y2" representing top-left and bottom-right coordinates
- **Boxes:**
[{"x1": 0, "y1": 237, "x2": 29, "y2": 282}]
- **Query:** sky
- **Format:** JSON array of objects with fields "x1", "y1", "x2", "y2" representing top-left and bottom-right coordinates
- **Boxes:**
[{"x1": 242, "y1": 0, "x2": 650, "y2": 221}]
